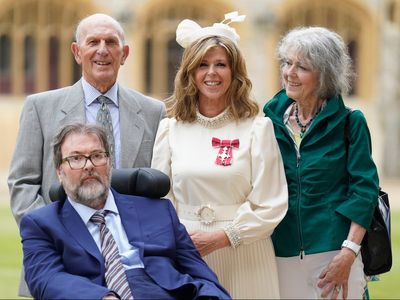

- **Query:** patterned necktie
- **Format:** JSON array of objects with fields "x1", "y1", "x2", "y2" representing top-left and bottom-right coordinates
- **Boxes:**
[
  {"x1": 96, "y1": 95, "x2": 115, "y2": 167},
  {"x1": 90, "y1": 211, "x2": 133, "y2": 299}
]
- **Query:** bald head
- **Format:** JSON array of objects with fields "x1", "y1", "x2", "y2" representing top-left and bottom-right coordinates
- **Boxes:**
[
  {"x1": 70, "y1": 13, "x2": 130, "y2": 93},
  {"x1": 75, "y1": 13, "x2": 125, "y2": 46}
]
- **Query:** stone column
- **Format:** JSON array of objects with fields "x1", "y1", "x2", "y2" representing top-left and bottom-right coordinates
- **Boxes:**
[{"x1": 379, "y1": 25, "x2": 400, "y2": 177}]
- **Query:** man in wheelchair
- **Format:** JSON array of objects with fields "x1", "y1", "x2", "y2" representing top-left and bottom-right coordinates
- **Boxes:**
[{"x1": 19, "y1": 122, "x2": 230, "y2": 300}]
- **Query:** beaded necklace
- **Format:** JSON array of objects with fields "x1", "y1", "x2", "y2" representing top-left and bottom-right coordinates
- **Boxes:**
[
  {"x1": 294, "y1": 103, "x2": 321, "y2": 138},
  {"x1": 196, "y1": 107, "x2": 233, "y2": 129}
]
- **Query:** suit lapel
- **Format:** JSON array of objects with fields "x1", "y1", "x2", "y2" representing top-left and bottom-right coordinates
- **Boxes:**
[
  {"x1": 57, "y1": 83, "x2": 147, "y2": 167},
  {"x1": 112, "y1": 190, "x2": 144, "y2": 258},
  {"x1": 61, "y1": 200, "x2": 104, "y2": 265},
  {"x1": 118, "y1": 86, "x2": 145, "y2": 167},
  {"x1": 59, "y1": 80, "x2": 86, "y2": 126}
]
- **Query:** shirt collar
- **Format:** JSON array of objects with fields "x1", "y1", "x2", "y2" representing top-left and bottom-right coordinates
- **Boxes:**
[
  {"x1": 68, "y1": 189, "x2": 119, "y2": 225},
  {"x1": 81, "y1": 77, "x2": 119, "y2": 107},
  {"x1": 283, "y1": 102, "x2": 295, "y2": 125}
]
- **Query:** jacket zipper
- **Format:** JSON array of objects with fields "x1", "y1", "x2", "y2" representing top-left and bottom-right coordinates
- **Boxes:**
[
  {"x1": 271, "y1": 108, "x2": 306, "y2": 259},
  {"x1": 296, "y1": 150, "x2": 305, "y2": 259}
]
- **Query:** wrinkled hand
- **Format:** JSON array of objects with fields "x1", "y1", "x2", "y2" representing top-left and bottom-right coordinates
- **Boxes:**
[
  {"x1": 317, "y1": 248, "x2": 356, "y2": 300},
  {"x1": 189, "y1": 230, "x2": 230, "y2": 257}
]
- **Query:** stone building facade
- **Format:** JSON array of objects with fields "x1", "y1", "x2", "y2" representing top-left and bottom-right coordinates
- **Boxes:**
[{"x1": 0, "y1": 0, "x2": 399, "y2": 177}]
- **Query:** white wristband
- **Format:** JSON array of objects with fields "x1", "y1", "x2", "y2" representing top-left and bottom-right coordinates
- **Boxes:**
[{"x1": 341, "y1": 239, "x2": 361, "y2": 256}]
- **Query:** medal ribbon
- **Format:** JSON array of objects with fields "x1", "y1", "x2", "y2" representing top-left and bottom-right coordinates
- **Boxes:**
[{"x1": 212, "y1": 137, "x2": 239, "y2": 166}]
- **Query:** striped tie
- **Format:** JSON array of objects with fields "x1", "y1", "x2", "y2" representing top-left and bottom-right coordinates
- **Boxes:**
[
  {"x1": 90, "y1": 211, "x2": 133, "y2": 299},
  {"x1": 96, "y1": 95, "x2": 116, "y2": 167}
]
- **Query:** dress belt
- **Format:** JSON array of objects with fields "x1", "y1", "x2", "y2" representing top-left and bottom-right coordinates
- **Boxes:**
[{"x1": 177, "y1": 202, "x2": 240, "y2": 224}]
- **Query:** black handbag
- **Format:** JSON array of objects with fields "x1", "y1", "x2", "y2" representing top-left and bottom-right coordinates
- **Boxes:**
[
  {"x1": 360, "y1": 188, "x2": 392, "y2": 275},
  {"x1": 345, "y1": 109, "x2": 392, "y2": 275}
]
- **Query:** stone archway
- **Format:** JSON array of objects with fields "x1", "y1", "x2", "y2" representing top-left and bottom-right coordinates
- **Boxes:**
[
  {"x1": 0, "y1": 0, "x2": 95, "y2": 96},
  {"x1": 273, "y1": 0, "x2": 377, "y2": 101},
  {"x1": 134, "y1": 0, "x2": 233, "y2": 99}
]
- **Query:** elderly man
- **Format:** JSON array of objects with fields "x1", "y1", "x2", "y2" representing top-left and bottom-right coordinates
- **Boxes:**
[
  {"x1": 9, "y1": 14, "x2": 165, "y2": 296},
  {"x1": 8, "y1": 13, "x2": 165, "y2": 226},
  {"x1": 19, "y1": 123, "x2": 230, "y2": 300}
]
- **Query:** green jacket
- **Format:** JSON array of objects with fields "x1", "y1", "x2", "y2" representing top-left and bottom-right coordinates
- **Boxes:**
[{"x1": 263, "y1": 89, "x2": 379, "y2": 257}]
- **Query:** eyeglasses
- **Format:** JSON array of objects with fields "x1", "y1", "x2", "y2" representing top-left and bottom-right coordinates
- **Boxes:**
[{"x1": 61, "y1": 152, "x2": 109, "y2": 170}]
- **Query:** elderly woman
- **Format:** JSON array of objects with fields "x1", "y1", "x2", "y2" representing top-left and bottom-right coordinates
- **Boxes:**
[
  {"x1": 263, "y1": 26, "x2": 379, "y2": 299},
  {"x1": 152, "y1": 13, "x2": 288, "y2": 299}
]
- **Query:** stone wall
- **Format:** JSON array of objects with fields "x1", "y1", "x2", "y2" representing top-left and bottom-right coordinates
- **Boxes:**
[
  {"x1": 379, "y1": 25, "x2": 400, "y2": 177},
  {"x1": 0, "y1": 98, "x2": 23, "y2": 203}
]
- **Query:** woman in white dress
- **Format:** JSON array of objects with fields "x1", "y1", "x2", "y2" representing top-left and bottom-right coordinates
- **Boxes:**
[{"x1": 151, "y1": 13, "x2": 288, "y2": 299}]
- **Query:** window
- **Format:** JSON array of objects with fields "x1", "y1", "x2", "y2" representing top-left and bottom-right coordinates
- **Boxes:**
[
  {"x1": 144, "y1": 38, "x2": 153, "y2": 94},
  {"x1": 347, "y1": 40, "x2": 357, "y2": 95},
  {"x1": 167, "y1": 38, "x2": 183, "y2": 96},
  {"x1": 49, "y1": 36, "x2": 59, "y2": 90},
  {"x1": 24, "y1": 35, "x2": 36, "y2": 93},
  {"x1": 0, "y1": 35, "x2": 11, "y2": 93}
]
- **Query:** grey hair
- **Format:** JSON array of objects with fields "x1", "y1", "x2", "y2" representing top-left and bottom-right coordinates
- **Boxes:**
[
  {"x1": 277, "y1": 26, "x2": 355, "y2": 99},
  {"x1": 74, "y1": 13, "x2": 125, "y2": 46},
  {"x1": 53, "y1": 123, "x2": 110, "y2": 169}
]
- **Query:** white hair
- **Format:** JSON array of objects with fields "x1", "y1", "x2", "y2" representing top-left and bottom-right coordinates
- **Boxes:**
[{"x1": 278, "y1": 26, "x2": 355, "y2": 98}]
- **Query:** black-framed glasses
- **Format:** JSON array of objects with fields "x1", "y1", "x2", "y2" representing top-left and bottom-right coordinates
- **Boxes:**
[{"x1": 61, "y1": 152, "x2": 109, "y2": 170}]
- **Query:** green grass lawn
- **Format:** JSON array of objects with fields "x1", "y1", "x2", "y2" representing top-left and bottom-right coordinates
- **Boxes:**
[
  {"x1": 0, "y1": 203, "x2": 399, "y2": 299},
  {"x1": 0, "y1": 203, "x2": 23, "y2": 299},
  {"x1": 368, "y1": 207, "x2": 400, "y2": 299}
]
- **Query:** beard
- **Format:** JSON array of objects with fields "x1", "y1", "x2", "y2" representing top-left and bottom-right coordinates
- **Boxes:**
[{"x1": 62, "y1": 169, "x2": 111, "y2": 209}]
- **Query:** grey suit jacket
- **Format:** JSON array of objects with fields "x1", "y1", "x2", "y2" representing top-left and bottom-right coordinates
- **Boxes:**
[{"x1": 8, "y1": 80, "x2": 166, "y2": 225}]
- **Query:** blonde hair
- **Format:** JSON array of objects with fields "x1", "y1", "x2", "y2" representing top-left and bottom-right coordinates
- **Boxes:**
[{"x1": 166, "y1": 36, "x2": 258, "y2": 122}]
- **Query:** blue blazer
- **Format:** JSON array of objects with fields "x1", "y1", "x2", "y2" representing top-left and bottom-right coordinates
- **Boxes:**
[{"x1": 20, "y1": 189, "x2": 230, "y2": 299}]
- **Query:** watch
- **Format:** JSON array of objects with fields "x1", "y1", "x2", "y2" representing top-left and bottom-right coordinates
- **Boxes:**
[{"x1": 341, "y1": 239, "x2": 361, "y2": 256}]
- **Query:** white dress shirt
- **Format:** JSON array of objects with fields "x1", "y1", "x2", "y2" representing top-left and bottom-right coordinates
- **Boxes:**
[{"x1": 68, "y1": 190, "x2": 144, "y2": 270}]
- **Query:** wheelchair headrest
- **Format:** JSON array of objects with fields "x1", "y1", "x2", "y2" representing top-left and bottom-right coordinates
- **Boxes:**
[{"x1": 49, "y1": 168, "x2": 170, "y2": 202}]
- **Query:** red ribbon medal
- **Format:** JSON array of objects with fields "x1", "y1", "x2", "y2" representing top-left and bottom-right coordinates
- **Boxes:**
[{"x1": 212, "y1": 137, "x2": 240, "y2": 166}]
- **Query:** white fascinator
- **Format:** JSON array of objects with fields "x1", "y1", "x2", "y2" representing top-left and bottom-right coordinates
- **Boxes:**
[{"x1": 176, "y1": 11, "x2": 246, "y2": 48}]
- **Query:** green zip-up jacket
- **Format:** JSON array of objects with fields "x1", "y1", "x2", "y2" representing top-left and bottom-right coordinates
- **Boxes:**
[{"x1": 263, "y1": 89, "x2": 379, "y2": 257}]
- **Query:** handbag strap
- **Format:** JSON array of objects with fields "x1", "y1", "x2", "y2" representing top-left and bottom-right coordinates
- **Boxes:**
[
  {"x1": 344, "y1": 107, "x2": 354, "y2": 148},
  {"x1": 344, "y1": 108, "x2": 354, "y2": 181}
]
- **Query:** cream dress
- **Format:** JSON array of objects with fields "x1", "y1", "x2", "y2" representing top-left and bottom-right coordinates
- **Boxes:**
[{"x1": 151, "y1": 110, "x2": 288, "y2": 299}]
